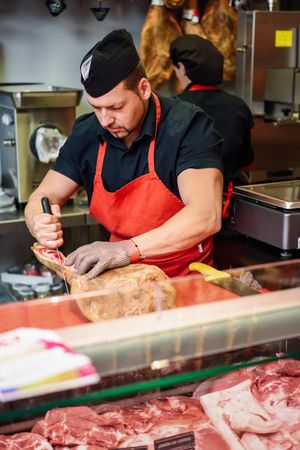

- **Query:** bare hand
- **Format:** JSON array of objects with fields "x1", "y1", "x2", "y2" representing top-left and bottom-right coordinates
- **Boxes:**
[{"x1": 33, "y1": 204, "x2": 63, "y2": 249}]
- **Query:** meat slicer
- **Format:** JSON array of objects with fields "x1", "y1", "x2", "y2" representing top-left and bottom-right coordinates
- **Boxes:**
[{"x1": 229, "y1": 180, "x2": 300, "y2": 256}]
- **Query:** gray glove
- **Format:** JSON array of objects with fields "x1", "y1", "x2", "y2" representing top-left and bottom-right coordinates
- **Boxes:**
[{"x1": 64, "y1": 240, "x2": 140, "y2": 280}]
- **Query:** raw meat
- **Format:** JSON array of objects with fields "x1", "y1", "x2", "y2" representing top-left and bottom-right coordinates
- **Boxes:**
[
  {"x1": 241, "y1": 431, "x2": 300, "y2": 450},
  {"x1": 112, "y1": 395, "x2": 230, "y2": 450},
  {"x1": 140, "y1": 2, "x2": 182, "y2": 89},
  {"x1": 194, "y1": 358, "x2": 300, "y2": 449},
  {"x1": 200, "y1": 379, "x2": 281, "y2": 449},
  {"x1": 0, "y1": 432, "x2": 53, "y2": 449},
  {"x1": 31, "y1": 243, "x2": 176, "y2": 322},
  {"x1": 32, "y1": 406, "x2": 126, "y2": 447}
]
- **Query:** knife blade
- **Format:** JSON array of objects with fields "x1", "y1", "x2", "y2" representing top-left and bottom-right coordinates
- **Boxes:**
[
  {"x1": 41, "y1": 196, "x2": 70, "y2": 295},
  {"x1": 189, "y1": 262, "x2": 260, "y2": 296}
]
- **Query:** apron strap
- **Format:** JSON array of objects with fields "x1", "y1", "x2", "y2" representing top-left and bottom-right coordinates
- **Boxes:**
[{"x1": 148, "y1": 93, "x2": 161, "y2": 173}]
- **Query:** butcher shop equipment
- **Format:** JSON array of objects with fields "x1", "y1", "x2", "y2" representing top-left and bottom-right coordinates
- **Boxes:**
[
  {"x1": 189, "y1": 262, "x2": 260, "y2": 296},
  {"x1": 235, "y1": 11, "x2": 300, "y2": 183},
  {"x1": 0, "y1": 83, "x2": 82, "y2": 204},
  {"x1": 229, "y1": 180, "x2": 300, "y2": 254}
]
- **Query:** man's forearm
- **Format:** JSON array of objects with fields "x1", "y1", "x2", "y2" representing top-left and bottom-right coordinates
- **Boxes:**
[{"x1": 133, "y1": 203, "x2": 221, "y2": 258}]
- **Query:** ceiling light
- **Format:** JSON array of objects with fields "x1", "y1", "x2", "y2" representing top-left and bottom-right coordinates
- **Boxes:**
[
  {"x1": 45, "y1": 0, "x2": 67, "y2": 17},
  {"x1": 91, "y1": 1, "x2": 110, "y2": 21}
]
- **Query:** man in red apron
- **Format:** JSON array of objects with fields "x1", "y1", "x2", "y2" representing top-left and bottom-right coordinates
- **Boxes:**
[
  {"x1": 169, "y1": 35, "x2": 254, "y2": 218},
  {"x1": 25, "y1": 29, "x2": 223, "y2": 279}
]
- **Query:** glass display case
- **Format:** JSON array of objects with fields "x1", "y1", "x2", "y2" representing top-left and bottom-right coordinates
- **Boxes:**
[{"x1": 0, "y1": 258, "x2": 299, "y2": 443}]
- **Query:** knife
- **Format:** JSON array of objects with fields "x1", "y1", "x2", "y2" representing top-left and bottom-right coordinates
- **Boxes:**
[
  {"x1": 41, "y1": 196, "x2": 70, "y2": 295},
  {"x1": 189, "y1": 262, "x2": 260, "y2": 296}
]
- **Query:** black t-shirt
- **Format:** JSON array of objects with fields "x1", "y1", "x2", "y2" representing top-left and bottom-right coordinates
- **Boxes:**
[
  {"x1": 53, "y1": 94, "x2": 223, "y2": 203},
  {"x1": 176, "y1": 87, "x2": 254, "y2": 182}
]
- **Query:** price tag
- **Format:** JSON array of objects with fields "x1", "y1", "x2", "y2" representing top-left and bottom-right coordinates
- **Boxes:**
[
  {"x1": 154, "y1": 431, "x2": 195, "y2": 450},
  {"x1": 114, "y1": 447, "x2": 148, "y2": 450}
]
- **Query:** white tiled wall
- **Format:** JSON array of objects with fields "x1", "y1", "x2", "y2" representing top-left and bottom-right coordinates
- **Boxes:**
[{"x1": 0, "y1": 0, "x2": 149, "y2": 114}]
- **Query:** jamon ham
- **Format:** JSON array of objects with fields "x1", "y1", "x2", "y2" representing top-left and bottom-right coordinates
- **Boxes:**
[
  {"x1": 31, "y1": 243, "x2": 176, "y2": 322},
  {"x1": 140, "y1": 1, "x2": 182, "y2": 89},
  {"x1": 200, "y1": 0, "x2": 238, "y2": 81},
  {"x1": 164, "y1": 0, "x2": 185, "y2": 8},
  {"x1": 180, "y1": 0, "x2": 207, "y2": 38}
]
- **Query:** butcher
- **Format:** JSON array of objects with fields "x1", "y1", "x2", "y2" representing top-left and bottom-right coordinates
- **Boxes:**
[
  {"x1": 169, "y1": 34, "x2": 254, "y2": 191},
  {"x1": 24, "y1": 28, "x2": 223, "y2": 279}
]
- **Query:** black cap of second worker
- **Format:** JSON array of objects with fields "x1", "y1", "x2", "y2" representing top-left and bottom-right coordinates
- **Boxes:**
[
  {"x1": 80, "y1": 29, "x2": 140, "y2": 97},
  {"x1": 170, "y1": 35, "x2": 224, "y2": 85}
]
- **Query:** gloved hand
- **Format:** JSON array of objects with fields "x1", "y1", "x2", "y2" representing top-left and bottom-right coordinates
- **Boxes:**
[{"x1": 64, "y1": 240, "x2": 140, "y2": 279}]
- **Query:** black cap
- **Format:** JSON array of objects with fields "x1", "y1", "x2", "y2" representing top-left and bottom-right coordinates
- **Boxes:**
[
  {"x1": 80, "y1": 29, "x2": 140, "y2": 97},
  {"x1": 170, "y1": 35, "x2": 224, "y2": 85}
]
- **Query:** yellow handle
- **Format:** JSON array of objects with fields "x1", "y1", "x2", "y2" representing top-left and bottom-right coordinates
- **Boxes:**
[{"x1": 189, "y1": 262, "x2": 230, "y2": 281}]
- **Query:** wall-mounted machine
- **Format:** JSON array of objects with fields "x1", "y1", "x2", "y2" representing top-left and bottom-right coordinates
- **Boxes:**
[
  {"x1": 235, "y1": 11, "x2": 300, "y2": 183},
  {"x1": 0, "y1": 83, "x2": 82, "y2": 204}
]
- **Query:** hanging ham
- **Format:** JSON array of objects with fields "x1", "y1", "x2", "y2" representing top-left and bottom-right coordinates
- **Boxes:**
[
  {"x1": 180, "y1": 0, "x2": 207, "y2": 38},
  {"x1": 140, "y1": 0, "x2": 183, "y2": 89},
  {"x1": 200, "y1": 0, "x2": 238, "y2": 81}
]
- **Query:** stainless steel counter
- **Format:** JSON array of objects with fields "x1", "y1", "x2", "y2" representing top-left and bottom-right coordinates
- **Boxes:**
[
  {"x1": 0, "y1": 203, "x2": 87, "y2": 226},
  {"x1": 0, "y1": 203, "x2": 105, "y2": 272}
]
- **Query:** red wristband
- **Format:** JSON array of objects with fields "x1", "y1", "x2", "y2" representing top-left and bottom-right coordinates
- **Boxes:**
[{"x1": 129, "y1": 239, "x2": 141, "y2": 262}]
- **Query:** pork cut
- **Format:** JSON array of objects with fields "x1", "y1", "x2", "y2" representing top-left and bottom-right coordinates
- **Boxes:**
[
  {"x1": 31, "y1": 243, "x2": 176, "y2": 322},
  {"x1": 0, "y1": 432, "x2": 53, "y2": 449},
  {"x1": 140, "y1": 2, "x2": 182, "y2": 89},
  {"x1": 180, "y1": 0, "x2": 207, "y2": 39},
  {"x1": 199, "y1": 379, "x2": 281, "y2": 450},
  {"x1": 163, "y1": 0, "x2": 185, "y2": 8},
  {"x1": 200, "y1": 0, "x2": 238, "y2": 81},
  {"x1": 32, "y1": 406, "x2": 127, "y2": 448},
  {"x1": 194, "y1": 358, "x2": 300, "y2": 449}
]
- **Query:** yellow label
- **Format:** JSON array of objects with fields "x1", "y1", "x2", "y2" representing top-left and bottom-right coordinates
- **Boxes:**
[{"x1": 275, "y1": 30, "x2": 293, "y2": 47}]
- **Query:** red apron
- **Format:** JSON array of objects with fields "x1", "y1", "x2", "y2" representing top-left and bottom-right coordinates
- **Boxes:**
[{"x1": 90, "y1": 93, "x2": 213, "y2": 277}]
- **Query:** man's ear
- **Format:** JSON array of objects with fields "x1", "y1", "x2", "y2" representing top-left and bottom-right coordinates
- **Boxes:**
[
  {"x1": 138, "y1": 78, "x2": 152, "y2": 100},
  {"x1": 178, "y1": 61, "x2": 186, "y2": 76}
]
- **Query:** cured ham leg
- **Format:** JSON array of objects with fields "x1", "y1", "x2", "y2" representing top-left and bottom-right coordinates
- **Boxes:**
[
  {"x1": 31, "y1": 243, "x2": 176, "y2": 322},
  {"x1": 180, "y1": 0, "x2": 207, "y2": 38},
  {"x1": 140, "y1": 0, "x2": 182, "y2": 89},
  {"x1": 200, "y1": 0, "x2": 238, "y2": 81}
]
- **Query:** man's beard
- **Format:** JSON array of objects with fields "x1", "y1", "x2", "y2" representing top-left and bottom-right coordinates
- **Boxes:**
[{"x1": 113, "y1": 95, "x2": 148, "y2": 144}]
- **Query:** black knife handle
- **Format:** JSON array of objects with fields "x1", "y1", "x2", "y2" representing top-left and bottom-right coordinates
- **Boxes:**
[{"x1": 41, "y1": 196, "x2": 52, "y2": 215}]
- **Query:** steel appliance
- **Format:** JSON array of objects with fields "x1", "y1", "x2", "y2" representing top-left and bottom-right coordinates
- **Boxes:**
[
  {"x1": 0, "y1": 83, "x2": 82, "y2": 204},
  {"x1": 235, "y1": 11, "x2": 300, "y2": 183},
  {"x1": 229, "y1": 180, "x2": 300, "y2": 254}
]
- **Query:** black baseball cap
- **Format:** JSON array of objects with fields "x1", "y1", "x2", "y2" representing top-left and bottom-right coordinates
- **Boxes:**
[
  {"x1": 80, "y1": 29, "x2": 140, "y2": 97},
  {"x1": 170, "y1": 35, "x2": 224, "y2": 85}
]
